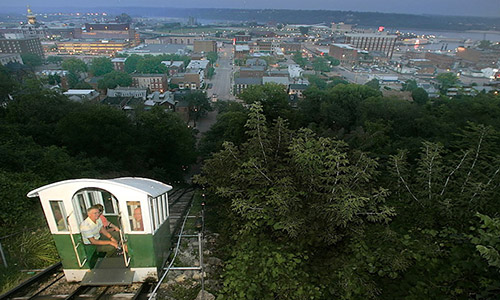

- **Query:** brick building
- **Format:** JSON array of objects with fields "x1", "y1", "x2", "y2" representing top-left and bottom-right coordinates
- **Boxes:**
[
  {"x1": 329, "y1": 44, "x2": 358, "y2": 65},
  {"x1": 131, "y1": 74, "x2": 168, "y2": 92},
  {"x1": 193, "y1": 40, "x2": 217, "y2": 53}
]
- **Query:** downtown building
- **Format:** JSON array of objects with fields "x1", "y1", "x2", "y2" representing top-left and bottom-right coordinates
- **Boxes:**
[
  {"x1": 344, "y1": 33, "x2": 397, "y2": 58},
  {"x1": 0, "y1": 37, "x2": 45, "y2": 58}
]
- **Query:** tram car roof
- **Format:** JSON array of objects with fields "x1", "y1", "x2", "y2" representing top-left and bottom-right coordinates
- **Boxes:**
[{"x1": 27, "y1": 177, "x2": 173, "y2": 199}]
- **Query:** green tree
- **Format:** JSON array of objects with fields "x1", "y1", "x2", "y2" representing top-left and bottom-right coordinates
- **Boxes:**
[
  {"x1": 364, "y1": 78, "x2": 380, "y2": 90},
  {"x1": 325, "y1": 55, "x2": 340, "y2": 66},
  {"x1": 436, "y1": 72, "x2": 459, "y2": 92},
  {"x1": 239, "y1": 83, "x2": 291, "y2": 123},
  {"x1": 97, "y1": 71, "x2": 132, "y2": 90},
  {"x1": 21, "y1": 53, "x2": 43, "y2": 68},
  {"x1": 401, "y1": 79, "x2": 418, "y2": 92},
  {"x1": 206, "y1": 51, "x2": 218, "y2": 64},
  {"x1": 135, "y1": 107, "x2": 196, "y2": 181},
  {"x1": 46, "y1": 56, "x2": 63, "y2": 64},
  {"x1": 62, "y1": 58, "x2": 87, "y2": 73},
  {"x1": 412, "y1": 87, "x2": 429, "y2": 105},
  {"x1": 0, "y1": 65, "x2": 18, "y2": 102},
  {"x1": 183, "y1": 91, "x2": 212, "y2": 122},
  {"x1": 124, "y1": 54, "x2": 142, "y2": 73},
  {"x1": 312, "y1": 56, "x2": 330, "y2": 72},
  {"x1": 136, "y1": 56, "x2": 167, "y2": 74},
  {"x1": 115, "y1": 13, "x2": 132, "y2": 23},
  {"x1": 89, "y1": 57, "x2": 113, "y2": 77},
  {"x1": 196, "y1": 103, "x2": 394, "y2": 298},
  {"x1": 292, "y1": 51, "x2": 307, "y2": 68}
]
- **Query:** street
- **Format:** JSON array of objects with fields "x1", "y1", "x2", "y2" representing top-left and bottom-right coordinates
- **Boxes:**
[{"x1": 206, "y1": 43, "x2": 235, "y2": 101}]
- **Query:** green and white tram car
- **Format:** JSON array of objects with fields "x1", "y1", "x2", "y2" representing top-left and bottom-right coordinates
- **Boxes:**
[{"x1": 27, "y1": 177, "x2": 173, "y2": 284}]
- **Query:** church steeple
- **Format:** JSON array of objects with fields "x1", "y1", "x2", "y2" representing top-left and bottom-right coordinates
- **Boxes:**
[{"x1": 27, "y1": 5, "x2": 36, "y2": 25}]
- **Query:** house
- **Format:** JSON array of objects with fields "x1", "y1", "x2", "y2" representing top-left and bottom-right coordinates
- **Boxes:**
[
  {"x1": 111, "y1": 57, "x2": 127, "y2": 71},
  {"x1": 170, "y1": 72, "x2": 202, "y2": 90},
  {"x1": 234, "y1": 77, "x2": 262, "y2": 95},
  {"x1": 240, "y1": 66, "x2": 265, "y2": 78},
  {"x1": 288, "y1": 84, "x2": 308, "y2": 99},
  {"x1": 161, "y1": 61, "x2": 185, "y2": 75},
  {"x1": 107, "y1": 87, "x2": 148, "y2": 100},
  {"x1": 263, "y1": 76, "x2": 290, "y2": 86},
  {"x1": 63, "y1": 89, "x2": 100, "y2": 102}
]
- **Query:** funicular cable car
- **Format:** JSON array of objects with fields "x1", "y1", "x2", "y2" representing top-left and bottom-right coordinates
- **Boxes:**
[{"x1": 27, "y1": 177, "x2": 173, "y2": 285}]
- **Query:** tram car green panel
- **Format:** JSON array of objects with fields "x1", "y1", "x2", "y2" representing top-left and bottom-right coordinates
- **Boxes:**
[
  {"x1": 51, "y1": 234, "x2": 97, "y2": 269},
  {"x1": 153, "y1": 220, "x2": 172, "y2": 274},
  {"x1": 127, "y1": 220, "x2": 171, "y2": 271}
]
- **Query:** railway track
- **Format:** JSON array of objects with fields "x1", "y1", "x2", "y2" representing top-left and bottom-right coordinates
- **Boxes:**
[{"x1": 1, "y1": 188, "x2": 196, "y2": 300}]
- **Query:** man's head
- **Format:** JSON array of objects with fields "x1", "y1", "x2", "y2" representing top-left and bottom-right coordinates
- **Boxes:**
[
  {"x1": 94, "y1": 204, "x2": 104, "y2": 214},
  {"x1": 87, "y1": 207, "x2": 100, "y2": 222}
]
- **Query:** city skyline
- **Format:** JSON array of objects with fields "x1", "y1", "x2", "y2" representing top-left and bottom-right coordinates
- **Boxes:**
[{"x1": 2, "y1": 0, "x2": 500, "y2": 18}]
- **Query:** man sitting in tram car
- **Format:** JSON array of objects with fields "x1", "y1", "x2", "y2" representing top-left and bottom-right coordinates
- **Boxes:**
[
  {"x1": 80, "y1": 206, "x2": 120, "y2": 256},
  {"x1": 94, "y1": 204, "x2": 120, "y2": 232},
  {"x1": 133, "y1": 207, "x2": 144, "y2": 231}
]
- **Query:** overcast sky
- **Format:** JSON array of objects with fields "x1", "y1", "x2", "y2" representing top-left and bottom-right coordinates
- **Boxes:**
[{"x1": 5, "y1": 0, "x2": 500, "y2": 17}]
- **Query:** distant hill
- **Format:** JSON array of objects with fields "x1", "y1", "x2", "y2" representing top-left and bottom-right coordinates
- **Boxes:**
[{"x1": 4, "y1": 6, "x2": 500, "y2": 31}]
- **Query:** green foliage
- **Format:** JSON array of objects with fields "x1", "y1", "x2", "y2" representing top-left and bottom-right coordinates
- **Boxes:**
[
  {"x1": 97, "y1": 71, "x2": 132, "y2": 90},
  {"x1": 20, "y1": 53, "x2": 42, "y2": 68},
  {"x1": 115, "y1": 13, "x2": 132, "y2": 23},
  {"x1": 239, "y1": 83, "x2": 292, "y2": 123},
  {"x1": 206, "y1": 51, "x2": 218, "y2": 64},
  {"x1": 307, "y1": 75, "x2": 327, "y2": 89},
  {"x1": 411, "y1": 87, "x2": 429, "y2": 105},
  {"x1": 124, "y1": 54, "x2": 142, "y2": 73},
  {"x1": 136, "y1": 107, "x2": 197, "y2": 181},
  {"x1": 5, "y1": 229, "x2": 59, "y2": 268},
  {"x1": 206, "y1": 66, "x2": 215, "y2": 79},
  {"x1": 436, "y1": 72, "x2": 459, "y2": 92},
  {"x1": 0, "y1": 65, "x2": 17, "y2": 102},
  {"x1": 292, "y1": 51, "x2": 307, "y2": 68},
  {"x1": 181, "y1": 91, "x2": 212, "y2": 121},
  {"x1": 401, "y1": 79, "x2": 418, "y2": 92},
  {"x1": 199, "y1": 103, "x2": 248, "y2": 156},
  {"x1": 312, "y1": 56, "x2": 330, "y2": 72},
  {"x1": 472, "y1": 213, "x2": 500, "y2": 268},
  {"x1": 62, "y1": 58, "x2": 87, "y2": 73},
  {"x1": 325, "y1": 55, "x2": 340, "y2": 66},
  {"x1": 46, "y1": 56, "x2": 63, "y2": 64},
  {"x1": 219, "y1": 235, "x2": 321, "y2": 300},
  {"x1": 136, "y1": 56, "x2": 168, "y2": 74},
  {"x1": 89, "y1": 57, "x2": 113, "y2": 77},
  {"x1": 365, "y1": 78, "x2": 380, "y2": 91}
]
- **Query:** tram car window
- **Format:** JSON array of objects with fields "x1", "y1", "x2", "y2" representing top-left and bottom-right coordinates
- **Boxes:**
[{"x1": 27, "y1": 177, "x2": 173, "y2": 284}]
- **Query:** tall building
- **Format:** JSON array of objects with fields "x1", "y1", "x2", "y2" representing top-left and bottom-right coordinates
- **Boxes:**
[
  {"x1": 0, "y1": 37, "x2": 44, "y2": 58},
  {"x1": 193, "y1": 40, "x2": 217, "y2": 53},
  {"x1": 76, "y1": 23, "x2": 140, "y2": 46},
  {"x1": 344, "y1": 33, "x2": 397, "y2": 58}
]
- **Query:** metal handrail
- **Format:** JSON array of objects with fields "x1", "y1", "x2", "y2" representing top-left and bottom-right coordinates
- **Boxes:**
[
  {"x1": 66, "y1": 212, "x2": 87, "y2": 268},
  {"x1": 117, "y1": 212, "x2": 130, "y2": 267}
]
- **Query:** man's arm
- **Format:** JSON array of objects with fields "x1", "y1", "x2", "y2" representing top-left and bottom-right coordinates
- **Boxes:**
[
  {"x1": 88, "y1": 237, "x2": 118, "y2": 247},
  {"x1": 90, "y1": 227, "x2": 118, "y2": 248}
]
